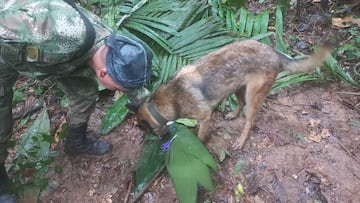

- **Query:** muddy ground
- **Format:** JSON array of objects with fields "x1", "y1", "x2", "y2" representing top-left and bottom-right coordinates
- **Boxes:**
[{"x1": 8, "y1": 1, "x2": 360, "y2": 203}]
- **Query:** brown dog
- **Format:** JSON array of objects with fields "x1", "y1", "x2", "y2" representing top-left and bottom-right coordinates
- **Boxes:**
[{"x1": 136, "y1": 39, "x2": 332, "y2": 150}]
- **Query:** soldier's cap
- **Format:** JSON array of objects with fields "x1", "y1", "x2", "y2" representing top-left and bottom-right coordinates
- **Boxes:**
[{"x1": 105, "y1": 34, "x2": 152, "y2": 89}]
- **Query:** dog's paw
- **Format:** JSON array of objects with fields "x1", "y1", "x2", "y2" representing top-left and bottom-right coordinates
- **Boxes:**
[
  {"x1": 232, "y1": 137, "x2": 246, "y2": 150},
  {"x1": 224, "y1": 112, "x2": 239, "y2": 120}
]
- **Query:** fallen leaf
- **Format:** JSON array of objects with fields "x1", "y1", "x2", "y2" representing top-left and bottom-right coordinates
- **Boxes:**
[
  {"x1": 307, "y1": 118, "x2": 331, "y2": 142},
  {"x1": 308, "y1": 131, "x2": 322, "y2": 143},
  {"x1": 319, "y1": 128, "x2": 331, "y2": 139},
  {"x1": 88, "y1": 189, "x2": 96, "y2": 196},
  {"x1": 332, "y1": 16, "x2": 360, "y2": 28}
]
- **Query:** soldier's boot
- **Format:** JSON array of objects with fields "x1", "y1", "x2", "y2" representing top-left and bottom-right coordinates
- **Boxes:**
[
  {"x1": 64, "y1": 123, "x2": 112, "y2": 156},
  {"x1": 0, "y1": 163, "x2": 17, "y2": 203}
]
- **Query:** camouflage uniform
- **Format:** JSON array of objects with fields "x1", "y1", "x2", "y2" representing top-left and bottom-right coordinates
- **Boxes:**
[{"x1": 0, "y1": 0, "x2": 114, "y2": 162}]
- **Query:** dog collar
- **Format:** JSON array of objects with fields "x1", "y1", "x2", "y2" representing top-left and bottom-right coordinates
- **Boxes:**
[{"x1": 147, "y1": 101, "x2": 168, "y2": 126}]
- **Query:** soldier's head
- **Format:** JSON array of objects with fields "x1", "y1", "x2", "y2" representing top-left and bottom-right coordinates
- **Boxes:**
[{"x1": 90, "y1": 34, "x2": 152, "y2": 92}]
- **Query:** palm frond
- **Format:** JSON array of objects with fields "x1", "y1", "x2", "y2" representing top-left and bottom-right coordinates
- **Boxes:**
[{"x1": 110, "y1": 0, "x2": 236, "y2": 90}]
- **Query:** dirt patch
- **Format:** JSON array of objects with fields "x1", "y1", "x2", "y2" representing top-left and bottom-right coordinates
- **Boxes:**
[{"x1": 204, "y1": 82, "x2": 360, "y2": 203}]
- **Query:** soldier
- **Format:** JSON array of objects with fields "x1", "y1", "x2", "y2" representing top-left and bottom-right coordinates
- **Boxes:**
[{"x1": 0, "y1": 0, "x2": 152, "y2": 201}]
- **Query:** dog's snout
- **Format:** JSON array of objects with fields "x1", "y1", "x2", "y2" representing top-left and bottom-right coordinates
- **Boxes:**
[
  {"x1": 136, "y1": 120, "x2": 151, "y2": 133},
  {"x1": 153, "y1": 125, "x2": 169, "y2": 136},
  {"x1": 136, "y1": 120, "x2": 168, "y2": 137}
]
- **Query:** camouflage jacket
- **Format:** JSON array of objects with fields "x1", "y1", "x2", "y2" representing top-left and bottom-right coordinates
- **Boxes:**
[{"x1": 0, "y1": 0, "x2": 113, "y2": 78}]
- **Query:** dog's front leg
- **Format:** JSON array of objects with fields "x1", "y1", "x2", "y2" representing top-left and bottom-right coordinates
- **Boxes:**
[
  {"x1": 233, "y1": 119, "x2": 253, "y2": 150},
  {"x1": 197, "y1": 114, "x2": 212, "y2": 142}
]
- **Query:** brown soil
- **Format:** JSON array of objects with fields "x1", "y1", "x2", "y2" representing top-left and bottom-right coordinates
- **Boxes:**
[{"x1": 9, "y1": 1, "x2": 360, "y2": 203}]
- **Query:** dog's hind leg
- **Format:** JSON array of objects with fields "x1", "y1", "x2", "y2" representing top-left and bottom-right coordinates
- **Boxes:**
[
  {"x1": 225, "y1": 86, "x2": 246, "y2": 120},
  {"x1": 232, "y1": 74, "x2": 276, "y2": 150}
]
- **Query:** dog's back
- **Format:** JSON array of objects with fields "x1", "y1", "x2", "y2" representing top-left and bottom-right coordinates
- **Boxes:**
[
  {"x1": 162, "y1": 40, "x2": 331, "y2": 110},
  {"x1": 188, "y1": 40, "x2": 282, "y2": 104}
]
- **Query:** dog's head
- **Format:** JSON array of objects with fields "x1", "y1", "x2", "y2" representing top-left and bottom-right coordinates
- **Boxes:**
[{"x1": 136, "y1": 101, "x2": 169, "y2": 136}]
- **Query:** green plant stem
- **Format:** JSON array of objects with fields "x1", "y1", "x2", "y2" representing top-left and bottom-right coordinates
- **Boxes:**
[{"x1": 116, "y1": 0, "x2": 149, "y2": 27}]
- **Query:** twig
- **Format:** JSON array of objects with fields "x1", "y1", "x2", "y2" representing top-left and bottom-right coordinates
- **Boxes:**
[
  {"x1": 336, "y1": 140, "x2": 360, "y2": 165},
  {"x1": 124, "y1": 179, "x2": 133, "y2": 203},
  {"x1": 336, "y1": 91, "x2": 360, "y2": 96}
]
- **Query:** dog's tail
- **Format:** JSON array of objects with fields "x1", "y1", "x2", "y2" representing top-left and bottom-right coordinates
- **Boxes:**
[{"x1": 281, "y1": 43, "x2": 333, "y2": 74}]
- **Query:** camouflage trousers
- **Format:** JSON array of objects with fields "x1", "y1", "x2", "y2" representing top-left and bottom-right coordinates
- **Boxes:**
[{"x1": 0, "y1": 61, "x2": 98, "y2": 163}]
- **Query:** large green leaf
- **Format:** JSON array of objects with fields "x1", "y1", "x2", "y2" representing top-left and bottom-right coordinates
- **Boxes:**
[
  {"x1": 260, "y1": 10, "x2": 271, "y2": 44},
  {"x1": 134, "y1": 134, "x2": 166, "y2": 199},
  {"x1": 167, "y1": 142, "x2": 204, "y2": 203},
  {"x1": 100, "y1": 95, "x2": 129, "y2": 135},
  {"x1": 166, "y1": 123, "x2": 218, "y2": 203},
  {"x1": 238, "y1": 7, "x2": 248, "y2": 36},
  {"x1": 325, "y1": 55, "x2": 358, "y2": 88},
  {"x1": 275, "y1": 6, "x2": 287, "y2": 52},
  {"x1": 15, "y1": 108, "x2": 51, "y2": 162},
  {"x1": 272, "y1": 72, "x2": 319, "y2": 94},
  {"x1": 173, "y1": 124, "x2": 218, "y2": 171},
  {"x1": 10, "y1": 108, "x2": 55, "y2": 191}
]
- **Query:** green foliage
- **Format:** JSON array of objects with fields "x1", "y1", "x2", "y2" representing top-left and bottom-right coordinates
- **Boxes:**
[
  {"x1": 276, "y1": 0, "x2": 290, "y2": 16},
  {"x1": 18, "y1": 116, "x2": 30, "y2": 128},
  {"x1": 219, "y1": 94, "x2": 237, "y2": 112},
  {"x1": 211, "y1": 1, "x2": 272, "y2": 43},
  {"x1": 216, "y1": 146, "x2": 231, "y2": 162},
  {"x1": 166, "y1": 124, "x2": 218, "y2": 203},
  {"x1": 338, "y1": 42, "x2": 360, "y2": 59},
  {"x1": 134, "y1": 134, "x2": 166, "y2": 200},
  {"x1": 134, "y1": 122, "x2": 218, "y2": 203},
  {"x1": 348, "y1": 119, "x2": 360, "y2": 126},
  {"x1": 275, "y1": 6, "x2": 287, "y2": 52},
  {"x1": 271, "y1": 71, "x2": 319, "y2": 94},
  {"x1": 9, "y1": 108, "x2": 56, "y2": 192},
  {"x1": 12, "y1": 90, "x2": 24, "y2": 106},
  {"x1": 333, "y1": 27, "x2": 360, "y2": 87},
  {"x1": 60, "y1": 95, "x2": 69, "y2": 109},
  {"x1": 11, "y1": 80, "x2": 38, "y2": 105},
  {"x1": 34, "y1": 87, "x2": 43, "y2": 96},
  {"x1": 221, "y1": 0, "x2": 247, "y2": 8},
  {"x1": 100, "y1": 95, "x2": 129, "y2": 135},
  {"x1": 175, "y1": 118, "x2": 198, "y2": 127},
  {"x1": 233, "y1": 159, "x2": 244, "y2": 175},
  {"x1": 325, "y1": 55, "x2": 358, "y2": 88}
]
